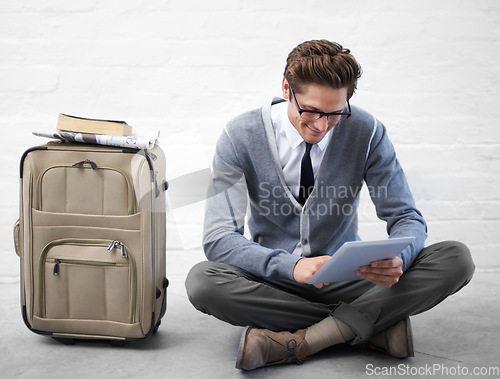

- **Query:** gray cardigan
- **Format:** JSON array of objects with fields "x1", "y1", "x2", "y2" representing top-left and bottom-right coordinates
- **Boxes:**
[{"x1": 203, "y1": 98, "x2": 427, "y2": 281}]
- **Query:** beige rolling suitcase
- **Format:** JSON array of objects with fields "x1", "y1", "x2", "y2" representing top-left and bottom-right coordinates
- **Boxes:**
[{"x1": 14, "y1": 141, "x2": 168, "y2": 343}]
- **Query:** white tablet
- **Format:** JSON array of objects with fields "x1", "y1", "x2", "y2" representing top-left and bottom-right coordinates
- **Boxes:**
[{"x1": 306, "y1": 237, "x2": 415, "y2": 284}]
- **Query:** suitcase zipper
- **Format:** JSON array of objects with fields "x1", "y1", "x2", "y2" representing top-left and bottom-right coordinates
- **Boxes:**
[
  {"x1": 34, "y1": 162, "x2": 137, "y2": 215},
  {"x1": 38, "y1": 238, "x2": 137, "y2": 323},
  {"x1": 52, "y1": 259, "x2": 122, "y2": 276}
]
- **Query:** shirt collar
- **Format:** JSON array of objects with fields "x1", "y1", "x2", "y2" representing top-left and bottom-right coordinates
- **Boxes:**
[{"x1": 272, "y1": 99, "x2": 333, "y2": 151}]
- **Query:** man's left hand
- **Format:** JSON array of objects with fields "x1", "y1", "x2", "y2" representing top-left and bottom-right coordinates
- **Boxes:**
[{"x1": 355, "y1": 257, "x2": 403, "y2": 288}]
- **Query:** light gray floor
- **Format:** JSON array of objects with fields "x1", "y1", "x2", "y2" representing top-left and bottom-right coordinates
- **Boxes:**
[{"x1": 1, "y1": 249, "x2": 499, "y2": 379}]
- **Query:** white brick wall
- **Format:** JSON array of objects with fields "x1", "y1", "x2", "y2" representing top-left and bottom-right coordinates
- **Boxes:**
[{"x1": 2, "y1": 0, "x2": 499, "y2": 281}]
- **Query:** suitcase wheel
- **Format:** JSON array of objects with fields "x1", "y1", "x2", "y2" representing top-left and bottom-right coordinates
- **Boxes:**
[
  {"x1": 53, "y1": 337, "x2": 75, "y2": 345},
  {"x1": 153, "y1": 320, "x2": 161, "y2": 334},
  {"x1": 110, "y1": 340, "x2": 128, "y2": 347}
]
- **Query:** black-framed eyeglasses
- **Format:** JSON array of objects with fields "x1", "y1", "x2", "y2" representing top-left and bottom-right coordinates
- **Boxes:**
[{"x1": 290, "y1": 86, "x2": 351, "y2": 124}]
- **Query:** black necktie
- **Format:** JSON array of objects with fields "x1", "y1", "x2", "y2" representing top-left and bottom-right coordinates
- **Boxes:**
[{"x1": 298, "y1": 142, "x2": 314, "y2": 205}]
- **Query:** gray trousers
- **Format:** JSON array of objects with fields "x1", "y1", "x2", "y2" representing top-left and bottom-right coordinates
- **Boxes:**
[{"x1": 185, "y1": 241, "x2": 475, "y2": 344}]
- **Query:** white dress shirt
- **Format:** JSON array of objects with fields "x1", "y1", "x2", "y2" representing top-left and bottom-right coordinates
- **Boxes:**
[{"x1": 270, "y1": 100, "x2": 333, "y2": 199}]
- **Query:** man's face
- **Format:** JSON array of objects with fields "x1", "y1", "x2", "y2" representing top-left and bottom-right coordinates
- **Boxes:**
[{"x1": 283, "y1": 78, "x2": 349, "y2": 145}]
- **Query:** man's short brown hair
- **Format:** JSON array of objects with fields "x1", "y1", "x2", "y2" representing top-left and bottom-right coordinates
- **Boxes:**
[{"x1": 284, "y1": 40, "x2": 362, "y2": 99}]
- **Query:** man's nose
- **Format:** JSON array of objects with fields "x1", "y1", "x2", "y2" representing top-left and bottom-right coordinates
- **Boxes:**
[{"x1": 312, "y1": 116, "x2": 329, "y2": 132}]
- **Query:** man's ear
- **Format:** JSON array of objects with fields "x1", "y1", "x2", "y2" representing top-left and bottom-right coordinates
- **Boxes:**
[{"x1": 282, "y1": 77, "x2": 290, "y2": 100}]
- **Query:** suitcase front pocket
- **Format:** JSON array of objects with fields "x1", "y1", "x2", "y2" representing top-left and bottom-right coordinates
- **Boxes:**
[
  {"x1": 38, "y1": 239, "x2": 137, "y2": 324},
  {"x1": 35, "y1": 160, "x2": 137, "y2": 215}
]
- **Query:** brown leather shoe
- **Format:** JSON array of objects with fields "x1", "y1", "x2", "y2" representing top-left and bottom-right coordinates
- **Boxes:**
[
  {"x1": 235, "y1": 327, "x2": 309, "y2": 370},
  {"x1": 368, "y1": 317, "x2": 414, "y2": 358}
]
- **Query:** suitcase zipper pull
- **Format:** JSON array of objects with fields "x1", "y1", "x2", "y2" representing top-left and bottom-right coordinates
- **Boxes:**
[
  {"x1": 119, "y1": 243, "x2": 127, "y2": 258},
  {"x1": 107, "y1": 241, "x2": 127, "y2": 258},
  {"x1": 53, "y1": 259, "x2": 60, "y2": 276}
]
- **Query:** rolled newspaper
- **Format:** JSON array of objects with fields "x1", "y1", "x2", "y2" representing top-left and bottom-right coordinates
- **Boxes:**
[{"x1": 33, "y1": 129, "x2": 160, "y2": 150}]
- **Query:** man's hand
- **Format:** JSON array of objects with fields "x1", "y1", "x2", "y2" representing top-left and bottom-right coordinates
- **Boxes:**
[
  {"x1": 356, "y1": 257, "x2": 404, "y2": 288},
  {"x1": 293, "y1": 256, "x2": 331, "y2": 288}
]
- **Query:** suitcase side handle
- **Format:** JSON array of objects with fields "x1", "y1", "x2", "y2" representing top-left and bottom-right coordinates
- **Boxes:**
[{"x1": 14, "y1": 219, "x2": 20, "y2": 257}]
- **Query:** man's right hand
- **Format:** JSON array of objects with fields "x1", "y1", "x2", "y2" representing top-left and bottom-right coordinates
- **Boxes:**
[{"x1": 293, "y1": 255, "x2": 331, "y2": 288}]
